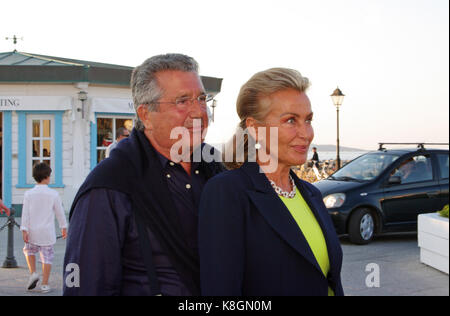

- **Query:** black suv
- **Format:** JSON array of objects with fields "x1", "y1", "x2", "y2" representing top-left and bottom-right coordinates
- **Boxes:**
[{"x1": 314, "y1": 143, "x2": 449, "y2": 244}]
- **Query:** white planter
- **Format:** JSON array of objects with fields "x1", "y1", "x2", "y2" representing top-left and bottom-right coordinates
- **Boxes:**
[{"x1": 418, "y1": 213, "x2": 449, "y2": 274}]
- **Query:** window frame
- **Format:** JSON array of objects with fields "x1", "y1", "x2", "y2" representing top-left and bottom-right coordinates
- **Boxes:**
[
  {"x1": 90, "y1": 113, "x2": 135, "y2": 170},
  {"x1": 16, "y1": 111, "x2": 64, "y2": 188},
  {"x1": 26, "y1": 114, "x2": 55, "y2": 184},
  {"x1": 436, "y1": 153, "x2": 449, "y2": 180},
  {"x1": 390, "y1": 154, "x2": 435, "y2": 185}
]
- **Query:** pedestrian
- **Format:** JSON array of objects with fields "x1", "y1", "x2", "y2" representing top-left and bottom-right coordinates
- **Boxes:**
[
  {"x1": 0, "y1": 199, "x2": 10, "y2": 216},
  {"x1": 199, "y1": 68, "x2": 344, "y2": 296},
  {"x1": 311, "y1": 147, "x2": 320, "y2": 169},
  {"x1": 20, "y1": 162, "x2": 67, "y2": 293},
  {"x1": 311, "y1": 147, "x2": 322, "y2": 180},
  {"x1": 105, "y1": 127, "x2": 130, "y2": 158},
  {"x1": 63, "y1": 53, "x2": 224, "y2": 296}
]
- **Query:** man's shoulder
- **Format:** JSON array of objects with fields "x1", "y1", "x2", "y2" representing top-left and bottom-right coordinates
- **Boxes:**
[
  {"x1": 70, "y1": 188, "x2": 132, "y2": 220},
  {"x1": 76, "y1": 188, "x2": 131, "y2": 205}
]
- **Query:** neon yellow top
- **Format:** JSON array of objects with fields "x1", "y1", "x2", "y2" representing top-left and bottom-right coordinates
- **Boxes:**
[{"x1": 279, "y1": 188, "x2": 334, "y2": 296}]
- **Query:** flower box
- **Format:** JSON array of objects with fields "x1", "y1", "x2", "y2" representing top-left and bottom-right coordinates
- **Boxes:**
[{"x1": 418, "y1": 213, "x2": 449, "y2": 274}]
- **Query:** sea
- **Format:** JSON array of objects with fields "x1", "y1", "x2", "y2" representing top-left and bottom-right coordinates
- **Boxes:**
[
  {"x1": 307, "y1": 151, "x2": 370, "y2": 162},
  {"x1": 209, "y1": 142, "x2": 369, "y2": 162}
]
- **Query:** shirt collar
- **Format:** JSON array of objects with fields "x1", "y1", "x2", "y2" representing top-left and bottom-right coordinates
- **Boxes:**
[{"x1": 155, "y1": 149, "x2": 200, "y2": 169}]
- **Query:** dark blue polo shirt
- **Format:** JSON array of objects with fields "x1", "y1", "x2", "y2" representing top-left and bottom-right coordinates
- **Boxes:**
[
  {"x1": 157, "y1": 153, "x2": 207, "y2": 256},
  {"x1": 63, "y1": 156, "x2": 207, "y2": 296}
]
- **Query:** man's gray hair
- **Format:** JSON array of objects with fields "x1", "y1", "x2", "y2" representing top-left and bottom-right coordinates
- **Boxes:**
[{"x1": 131, "y1": 53, "x2": 199, "y2": 131}]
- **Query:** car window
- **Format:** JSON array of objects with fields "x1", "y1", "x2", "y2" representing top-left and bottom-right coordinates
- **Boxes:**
[
  {"x1": 391, "y1": 155, "x2": 433, "y2": 184},
  {"x1": 332, "y1": 153, "x2": 400, "y2": 181},
  {"x1": 437, "y1": 154, "x2": 449, "y2": 179}
]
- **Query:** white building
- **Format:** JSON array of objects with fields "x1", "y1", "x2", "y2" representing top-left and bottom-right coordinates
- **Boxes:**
[{"x1": 0, "y1": 51, "x2": 222, "y2": 215}]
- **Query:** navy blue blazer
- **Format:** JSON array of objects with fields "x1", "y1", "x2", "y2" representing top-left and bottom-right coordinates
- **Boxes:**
[{"x1": 199, "y1": 162, "x2": 344, "y2": 296}]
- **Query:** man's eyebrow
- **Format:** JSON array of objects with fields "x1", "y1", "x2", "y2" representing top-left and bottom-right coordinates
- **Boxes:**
[{"x1": 176, "y1": 90, "x2": 206, "y2": 98}]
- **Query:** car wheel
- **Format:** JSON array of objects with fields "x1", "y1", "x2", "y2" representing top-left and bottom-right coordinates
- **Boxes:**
[{"x1": 348, "y1": 208, "x2": 375, "y2": 245}]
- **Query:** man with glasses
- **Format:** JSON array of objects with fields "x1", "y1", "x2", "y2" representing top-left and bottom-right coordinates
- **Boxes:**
[
  {"x1": 105, "y1": 127, "x2": 130, "y2": 158},
  {"x1": 64, "y1": 54, "x2": 224, "y2": 296}
]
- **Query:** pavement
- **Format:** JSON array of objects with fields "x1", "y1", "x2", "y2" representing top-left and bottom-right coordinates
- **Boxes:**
[
  {"x1": 0, "y1": 217, "x2": 448, "y2": 296},
  {"x1": 340, "y1": 233, "x2": 448, "y2": 296},
  {"x1": 0, "y1": 217, "x2": 65, "y2": 296}
]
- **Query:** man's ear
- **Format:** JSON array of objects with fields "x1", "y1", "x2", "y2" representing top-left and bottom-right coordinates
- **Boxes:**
[{"x1": 137, "y1": 104, "x2": 153, "y2": 131}]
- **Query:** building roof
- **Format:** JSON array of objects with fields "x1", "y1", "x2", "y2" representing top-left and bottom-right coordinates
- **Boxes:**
[{"x1": 0, "y1": 51, "x2": 223, "y2": 93}]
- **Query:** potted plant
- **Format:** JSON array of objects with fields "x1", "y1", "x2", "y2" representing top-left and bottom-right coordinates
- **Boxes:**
[{"x1": 418, "y1": 205, "x2": 449, "y2": 274}]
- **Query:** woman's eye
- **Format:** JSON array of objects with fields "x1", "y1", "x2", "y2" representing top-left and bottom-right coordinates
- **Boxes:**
[{"x1": 287, "y1": 118, "x2": 295, "y2": 124}]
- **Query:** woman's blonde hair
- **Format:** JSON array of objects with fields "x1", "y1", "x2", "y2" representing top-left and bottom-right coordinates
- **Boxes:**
[{"x1": 223, "y1": 68, "x2": 310, "y2": 170}]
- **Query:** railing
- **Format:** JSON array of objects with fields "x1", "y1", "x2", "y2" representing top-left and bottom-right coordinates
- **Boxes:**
[{"x1": 0, "y1": 207, "x2": 19, "y2": 268}]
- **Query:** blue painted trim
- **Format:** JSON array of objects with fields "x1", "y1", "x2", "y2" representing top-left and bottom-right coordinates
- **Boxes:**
[
  {"x1": 15, "y1": 184, "x2": 65, "y2": 189},
  {"x1": 15, "y1": 110, "x2": 66, "y2": 114},
  {"x1": 90, "y1": 118, "x2": 97, "y2": 171},
  {"x1": 2, "y1": 112, "x2": 12, "y2": 208},
  {"x1": 16, "y1": 111, "x2": 65, "y2": 187},
  {"x1": 54, "y1": 112, "x2": 64, "y2": 187},
  {"x1": 17, "y1": 112, "x2": 27, "y2": 188}
]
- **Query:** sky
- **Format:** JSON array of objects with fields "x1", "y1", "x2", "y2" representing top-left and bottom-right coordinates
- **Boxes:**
[{"x1": 1, "y1": 0, "x2": 448, "y2": 150}]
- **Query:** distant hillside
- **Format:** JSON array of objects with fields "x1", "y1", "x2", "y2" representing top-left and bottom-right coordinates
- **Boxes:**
[{"x1": 310, "y1": 144, "x2": 368, "y2": 152}]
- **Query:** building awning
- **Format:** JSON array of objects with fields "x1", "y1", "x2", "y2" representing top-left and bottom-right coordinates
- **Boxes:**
[{"x1": 0, "y1": 51, "x2": 223, "y2": 94}]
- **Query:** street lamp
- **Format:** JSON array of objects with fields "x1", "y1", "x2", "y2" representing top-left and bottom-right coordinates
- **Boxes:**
[
  {"x1": 210, "y1": 99, "x2": 217, "y2": 122},
  {"x1": 331, "y1": 87, "x2": 345, "y2": 169},
  {"x1": 77, "y1": 90, "x2": 88, "y2": 119}
]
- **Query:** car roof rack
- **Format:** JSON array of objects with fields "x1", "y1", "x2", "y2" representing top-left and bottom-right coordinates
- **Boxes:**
[{"x1": 378, "y1": 143, "x2": 449, "y2": 151}]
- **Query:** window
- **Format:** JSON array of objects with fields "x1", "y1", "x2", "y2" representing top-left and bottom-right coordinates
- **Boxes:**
[
  {"x1": 437, "y1": 154, "x2": 449, "y2": 180},
  {"x1": 96, "y1": 116, "x2": 133, "y2": 163},
  {"x1": 27, "y1": 115, "x2": 55, "y2": 184},
  {"x1": 332, "y1": 153, "x2": 400, "y2": 181},
  {"x1": 391, "y1": 155, "x2": 433, "y2": 184}
]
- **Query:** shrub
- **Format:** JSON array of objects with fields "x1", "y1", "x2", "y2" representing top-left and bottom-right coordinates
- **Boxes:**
[{"x1": 438, "y1": 204, "x2": 449, "y2": 218}]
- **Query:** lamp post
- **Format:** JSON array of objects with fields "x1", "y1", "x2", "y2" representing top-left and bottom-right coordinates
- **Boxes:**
[
  {"x1": 210, "y1": 99, "x2": 217, "y2": 122},
  {"x1": 77, "y1": 90, "x2": 88, "y2": 119},
  {"x1": 331, "y1": 87, "x2": 345, "y2": 170}
]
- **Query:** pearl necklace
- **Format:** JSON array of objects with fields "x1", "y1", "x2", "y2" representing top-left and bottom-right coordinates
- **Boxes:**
[{"x1": 269, "y1": 176, "x2": 297, "y2": 199}]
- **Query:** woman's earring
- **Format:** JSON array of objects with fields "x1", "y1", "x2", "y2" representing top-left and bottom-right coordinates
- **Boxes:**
[{"x1": 255, "y1": 143, "x2": 262, "y2": 150}]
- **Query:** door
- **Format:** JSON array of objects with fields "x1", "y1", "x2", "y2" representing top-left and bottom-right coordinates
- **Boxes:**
[
  {"x1": 382, "y1": 154, "x2": 441, "y2": 224},
  {"x1": 436, "y1": 153, "x2": 449, "y2": 209}
]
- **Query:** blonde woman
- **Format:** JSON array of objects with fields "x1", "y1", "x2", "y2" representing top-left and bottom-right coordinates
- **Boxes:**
[{"x1": 199, "y1": 68, "x2": 344, "y2": 296}]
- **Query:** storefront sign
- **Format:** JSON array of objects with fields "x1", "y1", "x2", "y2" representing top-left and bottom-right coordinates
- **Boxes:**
[
  {"x1": 91, "y1": 97, "x2": 135, "y2": 114},
  {"x1": 0, "y1": 98, "x2": 20, "y2": 107},
  {"x1": 0, "y1": 96, "x2": 72, "y2": 111}
]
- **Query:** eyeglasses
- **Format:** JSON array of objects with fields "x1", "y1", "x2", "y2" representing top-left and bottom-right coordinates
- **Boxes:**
[{"x1": 153, "y1": 94, "x2": 213, "y2": 110}]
